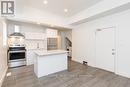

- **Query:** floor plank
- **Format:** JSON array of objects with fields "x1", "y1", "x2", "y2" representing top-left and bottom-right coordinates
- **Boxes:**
[{"x1": 2, "y1": 61, "x2": 130, "y2": 87}]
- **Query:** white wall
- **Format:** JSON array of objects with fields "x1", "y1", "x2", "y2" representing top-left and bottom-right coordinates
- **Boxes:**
[
  {"x1": 72, "y1": 9, "x2": 130, "y2": 78},
  {"x1": 58, "y1": 30, "x2": 72, "y2": 50},
  {"x1": 0, "y1": 19, "x2": 8, "y2": 87}
]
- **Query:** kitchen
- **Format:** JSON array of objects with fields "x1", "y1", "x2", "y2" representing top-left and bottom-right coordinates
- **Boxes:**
[
  {"x1": 0, "y1": 0, "x2": 130, "y2": 87},
  {"x1": 6, "y1": 19, "x2": 72, "y2": 77}
]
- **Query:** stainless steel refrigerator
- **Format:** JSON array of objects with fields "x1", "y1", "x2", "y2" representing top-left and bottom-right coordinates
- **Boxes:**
[{"x1": 47, "y1": 38, "x2": 58, "y2": 50}]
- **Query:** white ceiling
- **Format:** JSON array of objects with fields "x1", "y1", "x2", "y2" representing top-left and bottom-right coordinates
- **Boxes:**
[{"x1": 20, "y1": 0, "x2": 103, "y2": 17}]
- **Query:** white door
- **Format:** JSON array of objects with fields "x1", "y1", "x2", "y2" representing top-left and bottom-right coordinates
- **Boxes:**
[{"x1": 96, "y1": 27, "x2": 115, "y2": 72}]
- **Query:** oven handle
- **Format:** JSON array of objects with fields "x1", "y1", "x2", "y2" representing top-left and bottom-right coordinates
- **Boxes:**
[{"x1": 9, "y1": 50, "x2": 26, "y2": 53}]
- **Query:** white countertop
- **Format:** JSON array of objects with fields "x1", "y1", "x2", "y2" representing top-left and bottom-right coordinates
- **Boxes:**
[
  {"x1": 34, "y1": 50, "x2": 68, "y2": 56},
  {"x1": 26, "y1": 48, "x2": 46, "y2": 51}
]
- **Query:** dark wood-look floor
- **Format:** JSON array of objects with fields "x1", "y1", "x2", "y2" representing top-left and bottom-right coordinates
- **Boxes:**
[{"x1": 2, "y1": 61, "x2": 130, "y2": 87}]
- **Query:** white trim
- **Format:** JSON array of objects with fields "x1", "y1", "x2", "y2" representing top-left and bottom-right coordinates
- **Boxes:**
[
  {"x1": 72, "y1": 58, "x2": 130, "y2": 78},
  {"x1": 71, "y1": 58, "x2": 82, "y2": 64},
  {"x1": 0, "y1": 66, "x2": 8, "y2": 87},
  {"x1": 2, "y1": 21, "x2": 7, "y2": 46},
  {"x1": 116, "y1": 72, "x2": 130, "y2": 78}
]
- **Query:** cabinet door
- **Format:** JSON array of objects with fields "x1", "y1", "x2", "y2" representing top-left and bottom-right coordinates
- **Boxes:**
[
  {"x1": 26, "y1": 51, "x2": 35, "y2": 65},
  {"x1": 33, "y1": 33, "x2": 46, "y2": 40},
  {"x1": 47, "y1": 29, "x2": 57, "y2": 38},
  {"x1": 25, "y1": 32, "x2": 46, "y2": 40}
]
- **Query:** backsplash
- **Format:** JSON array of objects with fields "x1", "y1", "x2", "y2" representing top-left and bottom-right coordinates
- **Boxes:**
[
  {"x1": 25, "y1": 40, "x2": 47, "y2": 50},
  {"x1": 7, "y1": 20, "x2": 47, "y2": 50}
]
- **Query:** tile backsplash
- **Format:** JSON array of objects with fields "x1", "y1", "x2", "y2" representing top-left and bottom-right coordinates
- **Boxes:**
[{"x1": 25, "y1": 40, "x2": 47, "y2": 50}]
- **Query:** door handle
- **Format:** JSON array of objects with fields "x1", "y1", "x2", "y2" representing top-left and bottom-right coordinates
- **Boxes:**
[
  {"x1": 112, "y1": 49, "x2": 115, "y2": 51},
  {"x1": 112, "y1": 52, "x2": 115, "y2": 55}
]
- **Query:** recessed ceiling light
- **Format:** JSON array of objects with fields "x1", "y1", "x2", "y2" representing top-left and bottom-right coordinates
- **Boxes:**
[
  {"x1": 64, "y1": 9, "x2": 68, "y2": 13},
  {"x1": 43, "y1": 0, "x2": 48, "y2": 5}
]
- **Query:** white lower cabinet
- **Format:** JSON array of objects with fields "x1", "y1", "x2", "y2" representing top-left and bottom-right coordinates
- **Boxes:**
[
  {"x1": 26, "y1": 50, "x2": 35, "y2": 65},
  {"x1": 27, "y1": 49, "x2": 46, "y2": 65}
]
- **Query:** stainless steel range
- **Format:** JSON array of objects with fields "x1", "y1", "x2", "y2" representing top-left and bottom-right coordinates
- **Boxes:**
[
  {"x1": 8, "y1": 47, "x2": 26, "y2": 67},
  {"x1": 8, "y1": 25, "x2": 26, "y2": 68}
]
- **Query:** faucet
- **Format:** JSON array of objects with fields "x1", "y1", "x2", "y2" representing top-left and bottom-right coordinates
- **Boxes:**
[{"x1": 37, "y1": 43, "x2": 39, "y2": 49}]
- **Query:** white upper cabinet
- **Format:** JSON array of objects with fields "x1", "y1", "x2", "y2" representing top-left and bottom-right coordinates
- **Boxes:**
[
  {"x1": 25, "y1": 32, "x2": 46, "y2": 40},
  {"x1": 47, "y1": 29, "x2": 58, "y2": 38}
]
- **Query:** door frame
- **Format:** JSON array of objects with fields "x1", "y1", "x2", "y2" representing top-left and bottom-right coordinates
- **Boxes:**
[{"x1": 95, "y1": 26, "x2": 117, "y2": 73}]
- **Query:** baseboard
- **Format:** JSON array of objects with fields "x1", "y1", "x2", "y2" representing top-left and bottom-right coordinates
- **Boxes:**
[
  {"x1": 0, "y1": 66, "x2": 8, "y2": 87},
  {"x1": 72, "y1": 59, "x2": 130, "y2": 78},
  {"x1": 116, "y1": 71, "x2": 130, "y2": 78},
  {"x1": 87, "y1": 63, "x2": 96, "y2": 68},
  {"x1": 71, "y1": 59, "x2": 83, "y2": 64}
]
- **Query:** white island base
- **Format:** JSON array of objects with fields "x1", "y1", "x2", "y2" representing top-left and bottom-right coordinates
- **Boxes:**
[{"x1": 34, "y1": 50, "x2": 68, "y2": 78}]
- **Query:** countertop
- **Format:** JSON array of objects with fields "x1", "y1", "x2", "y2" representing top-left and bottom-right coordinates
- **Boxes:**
[
  {"x1": 26, "y1": 48, "x2": 46, "y2": 51},
  {"x1": 34, "y1": 50, "x2": 68, "y2": 56}
]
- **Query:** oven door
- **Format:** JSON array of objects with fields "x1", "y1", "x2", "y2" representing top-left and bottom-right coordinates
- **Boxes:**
[{"x1": 8, "y1": 50, "x2": 26, "y2": 62}]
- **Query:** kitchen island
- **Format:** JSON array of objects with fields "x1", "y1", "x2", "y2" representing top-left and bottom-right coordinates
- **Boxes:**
[{"x1": 34, "y1": 50, "x2": 68, "y2": 78}]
